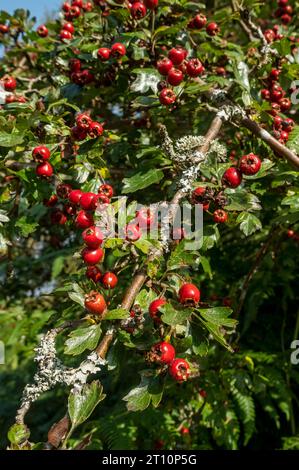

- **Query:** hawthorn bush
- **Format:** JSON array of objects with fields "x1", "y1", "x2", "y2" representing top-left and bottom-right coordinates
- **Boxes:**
[{"x1": 0, "y1": 0, "x2": 299, "y2": 451}]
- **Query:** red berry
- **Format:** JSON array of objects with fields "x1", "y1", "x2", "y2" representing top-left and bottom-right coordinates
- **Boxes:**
[
  {"x1": 82, "y1": 226, "x2": 104, "y2": 248},
  {"x1": 83, "y1": 2, "x2": 93, "y2": 11},
  {"x1": 80, "y1": 192, "x2": 97, "y2": 211},
  {"x1": 102, "y1": 272, "x2": 118, "y2": 289},
  {"x1": 97, "y1": 47, "x2": 111, "y2": 61},
  {"x1": 96, "y1": 194, "x2": 110, "y2": 205},
  {"x1": 98, "y1": 184, "x2": 113, "y2": 199},
  {"x1": 279, "y1": 97, "x2": 291, "y2": 111},
  {"x1": 62, "y1": 2, "x2": 71, "y2": 12},
  {"x1": 273, "y1": 115, "x2": 283, "y2": 129},
  {"x1": 239, "y1": 153, "x2": 261, "y2": 176},
  {"x1": 136, "y1": 208, "x2": 156, "y2": 228},
  {"x1": 281, "y1": 117, "x2": 294, "y2": 133},
  {"x1": 0, "y1": 24, "x2": 9, "y2": 34},
  {"x1": 37, "y1": 25, "x2": 48, "y2": 37},
  {"x1": 279, "y1": 130, "x2": 289, "y2": 142},
  {"x1": 169, "y1": 358, "x2": 190, "y2": 382},
  {"x1": 63, "y1": 22, "x2": 75, "y2": 34},
  {"x1": 80, "y1": 69, "x2": 94, "y2": 84},
  {"x1": 76, "y1": 113, "x2": 92, "y2": 130},
  {"x1": 191, "y1": 187, "x2": 209, "y2": 211},
  {"x1": 278, "y1": 0, "x2": 288, "y2": 6},
  {"x1": 51, "y1": 209, "x2": 67, "y2": 225},
  {"x1": 179, "y1": 283, "x2": 200, "y2": 305},
  {"x1": 60, "y1": 29, "x2": 73, "y2": 40},
  {"x1": 43, "y1": 194, "x2": 58, "y2": 207},
  {"x1": 149, "y1": 298, "x2": 166, "y2": 323},
  {"x1": 157, "y1": 58, "x2": 174, "y2": 76},
  {"x1": 131, "y1": 2, "x2": 147, "y2": 19},
  {"x1": 56, "y1": 183, "x2": 72, "y2": 199},
  {"x1": 69, "y1": 5, "x2": 81, "y2": 17},
  {"x1": 70, "y1": 58, "x2": 81, "y2": 72},
  {"x1": 270, "y1": 83, "x2": 284, "y2": 102},
  {"x1": 181, "y1": 427, "x2": 190, "y2": 435},
  {"x1": 69, "y1": 189, "x2": 83, "y2": 205},
  {"x1": 269, "y1": 102, "x2": 281, "y2": 116},
  {"x1": 151, "y1": 341, "x2": 175, "y2": 364},
  {"x1": 264, "y1": 29, "x2": 276, "y2": 43},
  {"x1": 64, "y1": 202, "x2": 76, "y2": 216},
  {"x1": 206, "y1": 22, "x2": 220, "y2": 36},
  {"x1": 269, "y1": 68, "x2": 281, "y2": 81},
  {"x1": 222, "y1": 167, "x2": 242, "y2": 188},
  {"x1": 82, "y1": 247, "x2": 104, "y2": 265},
  {"x1": 86, "y1": 266, "x2": 102, "y2": 282},
  {"x1": 72, "y1": 0, "x2": 83, "y2": 7},
  {"x1": 144, "y1": 0, "x2": 158, "y2": 9},
  {"x1": 111, "y1": 43, "x2": 126, "y2": 57},
  {"x1": 76, "y1": 210, "x2": 94, "y2": 228},
  {"x1": 159, "y1": 88, "x2": 176, "y2": 105},
  {"x1": 287, "y1": 229, "x2": 295, "y2": 238},
  {"x1": 281, "y1": 14, "x2": 292, "y2": 24},
  {"x1": 126, "y1": 223, "x2": 142, "y2": 241},
  {"x1": 167, "y1": 68, "x2": 184, "y2": 86},
  {"x1": 213, "y1": 209, "x2": 228, "y2": 224},
  {"x1": 89, "y1": 121, "x2": 104, "y2": 138},
  {"x1": 72, "y1": 125, "x2": 88, "y2": 141},
  {"x1": 186, "y1": 58, "x2": 204, "y2": 77},
  {"x1": 199, "y1": 389, "x2": 207, "y2": 398},
  {"x1": 193, "y1": 13, "x2": 207, "y2": 29},
  {"x1": 3, "y1": 76, "x2": 17, "y2": 91},
  {"x1": 36, "y1": 162, "x2": 53, "y2": 178},
  {"x1": 84, "y1": 291, "x2": 107, "y2": 315},
  {"x1": 261, "y1": 89, "x2": 271, "y2": 101},
  {"x1": 32, "y1": 145, "x2": 51, "y2": 162},
  {"x1": 216, "y1": 66, "x2": 226, "y2": 76},
  {"x1": 168, "y1": 47, "x2": 186, "y2": 66},
  {"x1": 283, "y1": 5, "x2": 293, "y2": 15}
]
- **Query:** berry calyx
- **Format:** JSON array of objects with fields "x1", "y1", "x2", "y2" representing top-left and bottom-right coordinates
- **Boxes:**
[
  {"x1": 213, "y1": 209, "x2": 228, "y2": 224},
  {"x1": 82, "y1": 226, "x2": 104, "y2": 248},
  {"x1": 98, "y1": 184, "x2": 114, "y2": 199},
  {"x1": 206, "y1": 22, "x2": 220, "y2": 36},
  {"x1": 222, "y1": 167, "x2": 242, "y2": 188},
  {"x1": 75, "y1": 210, "x2": 94, "y2": 228},
  {"x1": 86, "y1": 266, "x2": 102, "y2": 282},
  {"x1": 169, "y1": 358, "x2": 190, "y2": 382},
  {"x1": 81, "y1": 247, "x2": 104, "y2": 265},
  {"x1": 239, "y1": 153, "x2": 261, "y2": 176},
  {"x1": 131, "y1": 2, "x2": 147, "y2": 19},
  {"x1": 178, "y1": 283, "x2": 200, "y2": 306},
  {"x1": 32, "y1": 145, "x2": 51, "y2": 162},
  {"x1": 36, "y1": 162, "x2": 53, "y2": 178},
  {"x1": 102, "y1": 272, "x2": 118, "y2": 289},
  {"x1": 149, "y1": 298, "x2": 166, "y2": 323},
  {"x1": 76, "y1": 113, "x2": 92, "y2": 130},
  {"x1": 111, "y1": 43, "x2": 126, "y2": 57},
  {"x1": 84, "y1": 291, "x2": 106, "y2": 315},
  {"x1": 89, "y1": 121, "x2": 104, "y2": 138},
  {"x1": 37, "y1": 25, "x2": 48, "y2": 37},
  {"x1": 51, "y1": 209, "x2": 67, "y2": 225},
  {"x1": 150, "y1": 341, "x2": 175, "y2": 364},
  {"x1": 56, "y1": 183, "x2": 73, "y2": 199},
  {"x1": 159, "y1": 88, "x2": 176, "y2": 105},
  {"x1": 97, "y1": 47, "x2": 111, "y2": 61}
]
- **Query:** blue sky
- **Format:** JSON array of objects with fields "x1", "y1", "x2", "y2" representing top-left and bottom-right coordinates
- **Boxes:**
[{"x1": 3, "y1": 0, "x2": 61, "y2": 22}]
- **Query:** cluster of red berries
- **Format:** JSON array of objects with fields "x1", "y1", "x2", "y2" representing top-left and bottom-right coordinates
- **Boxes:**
[
  {"x1": 97, "y1": 43, "x2": 126, "y2": 62},
  {"x1": 32, "y1": 145, "x2": 54, "y2": 178},
  {"x1": 0, "y1": 23, "x2": 10, "y2": 34},
  {"x1": 260, "y1": 68, "x2": 292, "y2": 137},
  {"x1": 157, "y1": 47, "x2": 204, "y2": 106},
  {"x1": 263, "y1": 1, "x2": 293, "y2": 42},
  {"x1": 129, "y1": 0, "x2": 158, "y2": 20},
  {"x1": 63, "y1": 0, "x2": 93, "y2": 21},
  {"x1": 72, "y1": 112, "x2": 104, "y2": 141},
  {"x1": 188, "y1": 12, "x2": 220, "y2": 36},
  {"x1": 69, "y1": 59, "x2": 95, "y2": 86},
  {"x1": 0, "y1": 75, "x2": 26, "y2": 104},
  {"x1": 148, "y1": 341, "x2": 190, "y2": 382}
]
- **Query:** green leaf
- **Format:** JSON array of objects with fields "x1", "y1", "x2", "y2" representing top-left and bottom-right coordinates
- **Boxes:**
[
  {"x1": 68, "y1": 381, "x2": 106, "y2": 430},
  {"x1": 104, "y1": 308, "x2": 129, "y2": 320},
  {"x1": 15, "y1": 216, "x2": 38, "y2": 237},
  {"x1": 225, "y1": 189, "x2": 261, "y2": 212},
  {"x1": 236, "y1": 212, "x2": 262, "y2": 236},
  {"x1": 281, "y1": 194, "x2": 299, "y2": 210},
  {"x1": 64, "y1": 325, "x2": 102, "y2": 356},
  {"x1": 0, "y1": 131, "x2": 24, "y2": 147},
  {"x1": 7, "y1": 423, "x2": 30, "y2": 445},
  {"x1": 167, "y1": 240, "x2": 197, "y2": 270},
  {"x1": 123, "y1": 373, "x2": 164, "y2": 412},
  {"x1": 161, "y1": 303, "x2": 191, "y2": 326},
  {"x1": 199, "y1": 307, "x2": 236, "y2": 328},
  {"x1": 68, "y1": 291, "x2": 85, "y2": 307},
  {"x1": 51, "y1": 256, "x2": 65, "y2": 279},
  {"x1": 122, "y1": 169, "x2": 164, "y2": 194}
]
